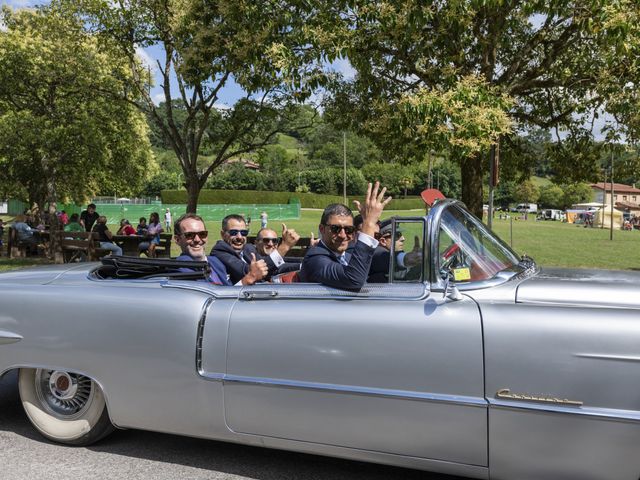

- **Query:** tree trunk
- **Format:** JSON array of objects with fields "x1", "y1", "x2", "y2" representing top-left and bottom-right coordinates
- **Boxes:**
[
  {"x1": 460, "y1": 153, "x2": 484, "y2": 218},
  {"x1": 185, "y1": 179, "x2": 201, "y2": 214}
]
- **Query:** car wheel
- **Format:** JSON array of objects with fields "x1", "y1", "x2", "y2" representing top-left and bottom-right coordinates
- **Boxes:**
[{"x1": 18, "y1": 368, "x2": 114, "y2": 445}]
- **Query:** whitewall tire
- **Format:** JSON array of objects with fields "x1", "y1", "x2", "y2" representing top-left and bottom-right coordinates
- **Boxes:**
[{"x1": 18, "y1": 368, "x2": 114, "y2": 445}]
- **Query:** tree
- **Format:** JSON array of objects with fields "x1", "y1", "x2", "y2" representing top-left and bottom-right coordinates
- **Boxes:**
[
  {"x1": 538, "y1": 184, "x2": 565, "y2": 209},
  {"x1": 513, "y1": 180, "x2": 540, "y2": 205},
  {"x1": 0, "y1": 6, "x2": 152, "y2": 214},
  {"x1": 67, "y1": 0, "x2": 321, "y2": 213},
  {"x1": 561, "y1": 183, "x2": 593, "y2": 209},
  {"x1": 314, "y1": 1, "x2": 640, "y2": 216}
]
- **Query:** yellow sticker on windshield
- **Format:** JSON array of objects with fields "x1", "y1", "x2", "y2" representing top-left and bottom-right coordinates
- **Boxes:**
[{"x1": 453, "y1": 267, "x2": 471, "y2": 281}]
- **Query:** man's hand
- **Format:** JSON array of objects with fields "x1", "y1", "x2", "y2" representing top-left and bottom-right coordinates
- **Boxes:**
[
  {"x1": 353, "y1": 181, "x2": 392, "y2": 239},
  {"x1": 242, "y1": 253, "x2": 268, "y2": 285},
  {"x1": 277, "y1": 223, "x2": 300, "y2": 256},
  {"x1": 404, "y1": 235, "x2": 423, "y2": 267},
  {"x1": 309, "y1": 231, "x2": 320, "y2": 247}
]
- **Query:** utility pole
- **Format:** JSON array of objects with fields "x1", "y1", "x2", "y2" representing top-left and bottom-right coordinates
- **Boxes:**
[
  {"x1": 343, "y1": 131, "x2": 347, "y2": 204},
  {"x1": 610, "y1": 148, "x2": 614, "y2": 241}
]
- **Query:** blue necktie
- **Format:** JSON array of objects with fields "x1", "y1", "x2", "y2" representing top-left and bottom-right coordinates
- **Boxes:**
[{"x1": 339, "y1": 255, "x2": 349, "y2": 266}]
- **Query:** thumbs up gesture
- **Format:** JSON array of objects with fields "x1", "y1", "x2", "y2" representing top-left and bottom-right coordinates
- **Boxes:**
[{"x1": 242, "y1": 253, "x2": 268, "y2": 285}]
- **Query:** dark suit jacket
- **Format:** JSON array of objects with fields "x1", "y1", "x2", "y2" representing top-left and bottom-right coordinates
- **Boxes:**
[
  {"x1": 210, "y1": 240, "x2": 282, "y2": 283},
  {"x1": 368, "y1": 246, "x2": 391, "y2": 283},
  {"x1": 298, "y1": 240, "x2": 375, "y2": 290},
  {"x1": 176, "y1": 254, "x2": 231, "y2": 286}
]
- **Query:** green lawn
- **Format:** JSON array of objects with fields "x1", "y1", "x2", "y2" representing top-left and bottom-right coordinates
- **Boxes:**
[{"x1": 3, "y1": 209, "x2": 640, "y2": 271}]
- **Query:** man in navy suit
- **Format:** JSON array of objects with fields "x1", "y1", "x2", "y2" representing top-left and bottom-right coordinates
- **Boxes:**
[
  {"x1": 299, "y1": 181, "x2": 391, "y2": 289},
  {"x1": 211, "y1": 214, "x2": 300, "y2": 283},
  {"x1": 174, "y1": 213, "x2": 266, "y2": 286}
]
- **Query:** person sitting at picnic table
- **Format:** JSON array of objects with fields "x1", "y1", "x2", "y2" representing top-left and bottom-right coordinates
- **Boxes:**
[
  {"x1": 136, "y1": 217, "x2": 147, "y2": 236},
  {"x1": 117, "y1": 219, "x2": 137, "y2": 236},
  {"x1": 138, "y1": 212, "x2": 163, "y2": 258},
  {"x1": 64, "y1": 213, "x2": 84, "y2": 233},
  {"x1": 12, "y1": 214, "x2": 42, "y2": 254},
  {"x1": 92, "y1": 216, "x2": 123, "y2": 257}
]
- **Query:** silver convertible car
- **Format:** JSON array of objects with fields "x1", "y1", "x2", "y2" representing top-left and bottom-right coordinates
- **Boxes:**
[{"x1": 1, "y1": 199, "x2": 639, "y2": 480}]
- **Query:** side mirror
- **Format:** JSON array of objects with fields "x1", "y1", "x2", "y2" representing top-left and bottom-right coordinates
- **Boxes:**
[{"x1": 441, "y1": 270, "x2": 462, "y2": 301}]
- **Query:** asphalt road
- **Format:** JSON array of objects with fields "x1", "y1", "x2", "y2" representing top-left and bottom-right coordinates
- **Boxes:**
[{"x1": 0, "y1": 370, "x2": 466, "y2": 480}]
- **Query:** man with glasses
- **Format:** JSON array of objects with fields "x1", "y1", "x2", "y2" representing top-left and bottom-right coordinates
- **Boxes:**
[
  {"x1": 211, "y1": 214, "x2": 297, "y2": 283},
  {"x1": 368, "y1": 218, "x2": 421, "y2": 283},
  {"x1": 174, "y1": 213, "x2": 267, "y2": 286},
  {"x1": 255, "y1": 228, "x2": 301, "y2": 274},
  {"x1": 298, "y1": 182, "x2": 391, "y2": 289}
]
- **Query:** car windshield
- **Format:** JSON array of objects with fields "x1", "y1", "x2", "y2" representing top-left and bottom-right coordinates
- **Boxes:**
[{"x1": 437, "y1": 204, "x2": 521, "y2": 283}]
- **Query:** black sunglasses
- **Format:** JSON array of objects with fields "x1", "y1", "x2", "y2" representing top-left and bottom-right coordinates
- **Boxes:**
[
  {"x1": 227, "y1": 229, "x2": 249, "y2": 237},
  {"x1": 325, "y1": 224, "x2": 356, "y2": 235},
  {"x1": 181, "y1": 230, "x2": 208, "y2": 241},
  {"x1": 259, "y1": 237, "x2": 279, "y2": 245}
]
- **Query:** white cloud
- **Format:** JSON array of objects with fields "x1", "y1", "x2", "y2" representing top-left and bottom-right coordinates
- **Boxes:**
[
  {"x1": 1, "y1": 0, "x2": 35, "y2": 8},
  {"x1": 152, "y1": 92, "x2": 165, "y2": 106}
]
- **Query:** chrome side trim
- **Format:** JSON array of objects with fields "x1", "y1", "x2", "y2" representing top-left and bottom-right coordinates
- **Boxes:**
[
  {"x1": 0, "y1": 331, "x2": 22, "y2": 345},
  {"x1": 200, "y1": 371, "x2": 486, "y2": 407},
  {"x1": 489, "y1": 398, "x2": 640, "y2": 422},
  {"x1": 195, "y1": 297, "x2": 215, "y2": 373},
  {"x1": 574, "y1": 353, "x2": 640, "y2": 363}
]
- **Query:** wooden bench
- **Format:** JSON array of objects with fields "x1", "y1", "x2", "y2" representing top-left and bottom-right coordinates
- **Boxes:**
[
  {"x1": 112, "y1": 233, "x2": 172, "y2": 258},
  {"x1": 57, "y1": 231, "x2": 112, "y2": 262}
]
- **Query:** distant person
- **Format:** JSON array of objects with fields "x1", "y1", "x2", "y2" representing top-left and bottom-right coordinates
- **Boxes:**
[
  {"x1": 80, "y1": 203, "x2": 99, "y2": 232},
  {"x1": 138, "y1": 212, "x2": 163, "y2": 257},
  {"x1": 64, "y1": 213, "x2": 84, "y2": 233},
  {"x1": 12, "y1": 214, "x2": 41, "y2": 254},
  {"x1": 298, "y1": 182, "x2": 391, "y2": 290},
  {"x1": 174, "y1": 213, "x2": 265, "y2": 286},
  {"x1": 136, "y1": 217, "x2": 147, "y2": 236},
  {"x1": 92, "y1": 216, "x2": 122, "y2": 257},
  {"x1": 0, "y1": 219, "x2": 4, "y2": 255},
  {"x1": 260, "y1": 211, "x2": 268, "y2": 229},
  {"x1": 164, "y1": 208, "x2": 172, "y2": 232},
  {"x1": 58, "y1": 210, "x2": 69, "y2": 226},
  {"x1": 117, "y1": 219, "x2": 136, "y2": 236}
]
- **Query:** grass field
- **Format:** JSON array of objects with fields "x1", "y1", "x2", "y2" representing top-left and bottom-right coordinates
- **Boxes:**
[{"x1": 2, "y1": 209, "x2": 640, "y2": 272}]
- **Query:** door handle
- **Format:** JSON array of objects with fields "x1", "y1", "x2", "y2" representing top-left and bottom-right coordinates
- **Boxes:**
[{"x1": 242, "y1": 290, "x2": 278, "y2": 300}]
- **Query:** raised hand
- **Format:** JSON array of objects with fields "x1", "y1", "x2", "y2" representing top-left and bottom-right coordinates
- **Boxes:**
[
  {"x1": 353, "y1": 181, "x2": 392, "y2": 238},
  {"x1": 278, "y1": 223, "x2": 300, "y2": 256},
  {"x1": 242, "y1": 253, "x2": 268, "y2": 285},
  {"x1": 309, "y1": 231, "x2": 320, "y2": 247}
]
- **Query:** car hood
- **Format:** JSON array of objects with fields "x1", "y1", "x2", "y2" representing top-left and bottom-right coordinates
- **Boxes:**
[
  {"x1": 516, "y1": 267, "x2": 640, "y2": 309},
  {"x1": 0, "y1": 263, "x2": 95, "y2": 285}
]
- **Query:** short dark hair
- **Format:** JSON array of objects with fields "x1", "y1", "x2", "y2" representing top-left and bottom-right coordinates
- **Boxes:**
[
  {"x1": 70, "y1": 213, "x2": 79, "y2": 222},
  {"x1": 320, "y1": 204, "x2": 352, "y2": 225},
  {"x1": 222, "y1": 214, "x2": 246, "y2": 231},
  {"x1": 256, "y1": 228, "x2": 276, "y2": 241},
  {"x1": 87, "y1": 203, "x2": 96, "y2": 209},
  {"x1": 174, "y1": 213, "x2": 205, "y2": 235}
]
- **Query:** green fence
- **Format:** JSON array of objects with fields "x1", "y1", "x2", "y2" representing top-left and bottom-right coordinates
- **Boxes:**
[{"x1": 59, "y1": 203, "x2": 300, "y2": 226}]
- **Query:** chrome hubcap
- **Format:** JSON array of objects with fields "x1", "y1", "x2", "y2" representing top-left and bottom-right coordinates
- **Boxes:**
[{"x1": 35, "y1": 369, "x2": 94, "y2": 419}]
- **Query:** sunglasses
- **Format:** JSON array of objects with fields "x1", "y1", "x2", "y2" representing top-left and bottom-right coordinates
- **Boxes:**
[
  {"x1": 325, "y1": 224, "x2": 356, "y2": 235},
  {"x1": 227, "y1": 229, "x2": 249, "y2": 237},
  {"x1": 181, "y1": 230, "x2": 208, "y2": 241},
  {"x1": 259, "y1": 237, "x2": 279, "y2": 245},
  {"x1": 381, "y1": 231, "x2": 403, "y2": 240}
]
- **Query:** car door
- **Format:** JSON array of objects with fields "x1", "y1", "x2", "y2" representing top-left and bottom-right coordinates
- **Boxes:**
[{"x1": 215, "y1": 218, "x2": 488, "y2": 466}]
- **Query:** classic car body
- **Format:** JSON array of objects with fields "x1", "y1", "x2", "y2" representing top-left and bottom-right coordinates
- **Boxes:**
[{"x1": 0, "y1": 199, "x2": 639, "y2": 480}]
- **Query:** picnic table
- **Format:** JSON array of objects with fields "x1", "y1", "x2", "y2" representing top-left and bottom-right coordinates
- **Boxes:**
[{"x1": 112, "y1": 233, "x2": 172, "y2": 258}]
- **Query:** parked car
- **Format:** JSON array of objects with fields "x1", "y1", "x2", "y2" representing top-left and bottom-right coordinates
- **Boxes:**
[
  {"x1": 1, "y1": 199, "x2": 639, "y2": 480},
  {"x1": 514, "y1": 202, "x2": 538, "y2": 213}
]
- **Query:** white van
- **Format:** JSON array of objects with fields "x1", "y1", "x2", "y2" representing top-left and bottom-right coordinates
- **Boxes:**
[{"x1": 515, "y1": 203, "x2": 538, "y2": 213}]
